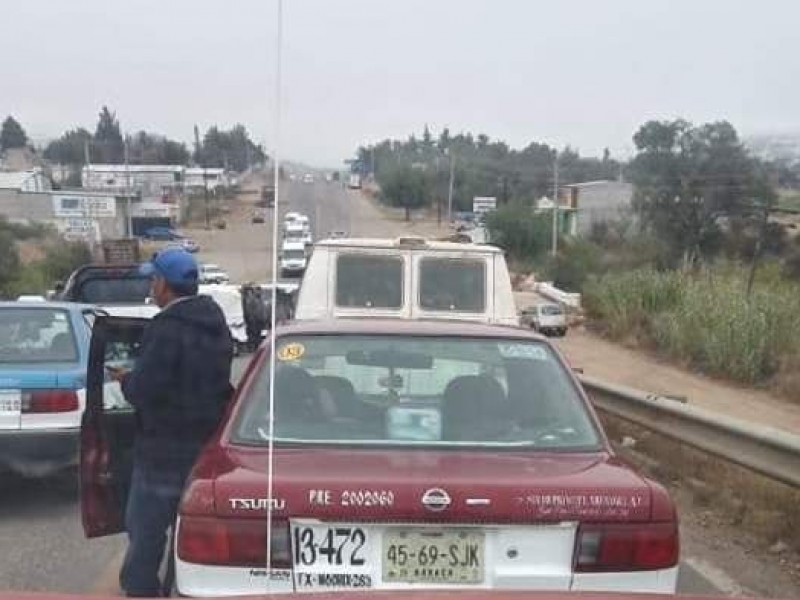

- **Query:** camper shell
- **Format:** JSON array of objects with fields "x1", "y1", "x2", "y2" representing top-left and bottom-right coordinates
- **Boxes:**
[{"x1": 295, "y1": 237, "x2": 518, "y2": 325}]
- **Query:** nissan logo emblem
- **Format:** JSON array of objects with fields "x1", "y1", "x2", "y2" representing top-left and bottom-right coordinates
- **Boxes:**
[{"x1": 421, "y1": 488, "x2": 451, "y2": 512}]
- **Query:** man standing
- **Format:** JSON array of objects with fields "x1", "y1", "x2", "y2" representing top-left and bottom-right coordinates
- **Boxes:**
[{"x1": 109, "y1": 247, "x2": 233, "y2": 597}]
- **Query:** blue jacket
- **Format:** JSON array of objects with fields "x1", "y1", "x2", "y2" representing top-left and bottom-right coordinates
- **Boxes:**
[{"x1": 122, "y1": 294, "x2": 234, "y2": 470}]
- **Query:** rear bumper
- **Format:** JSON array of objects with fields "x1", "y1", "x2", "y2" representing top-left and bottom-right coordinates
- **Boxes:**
[{"x1": 0, "y1": 427, "x2": 79, "y2": 477}]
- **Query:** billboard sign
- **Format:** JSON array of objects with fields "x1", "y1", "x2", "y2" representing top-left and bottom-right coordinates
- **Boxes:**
[
  {"x1": 473, "y1": 196, "x2": 497, "y2": 215},
  {"x1": 53, "y1": 194, "x2": 116, "y2": 218}
]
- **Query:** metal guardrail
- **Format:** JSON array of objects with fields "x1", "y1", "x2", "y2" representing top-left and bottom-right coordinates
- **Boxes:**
[{"x1": 580, "y1": 375, "x2": 800, "y2": 488}]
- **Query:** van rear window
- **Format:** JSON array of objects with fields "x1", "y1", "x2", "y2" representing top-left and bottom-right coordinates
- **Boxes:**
[
  {"x1": 420, "y1": 258, "x2": 486, "y2": 312},
  {"x1": 336, "y1": 255, "x2": 403, "y2": 309}
]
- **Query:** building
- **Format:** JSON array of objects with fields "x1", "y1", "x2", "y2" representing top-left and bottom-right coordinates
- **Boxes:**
[
  {"x1": 0, "y1": 169, "x2": 52, "y2": 193},
  {"x1": 184, "y1": 167, "x2": 228, "y2": 191},
  {"x1": 562, "y1": 180, "x2": 634, "y2": 236},
  {"x1": 82, "y1": 164, "x2": 184, "y2": 201},
  {"x1": 0, "y1": 187, "x2": 132, "y2": 243}
]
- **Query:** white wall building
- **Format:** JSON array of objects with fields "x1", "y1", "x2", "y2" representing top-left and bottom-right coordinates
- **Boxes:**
[
  {"x1": 82, "y1": 164, "x2": 184, "y2": 201},
  {"x1": 0, "y1": 169, "x2": 51, "y2": 193},
  {"x1": 184, "y1": 167, "x2": 228, "y2": 191}
]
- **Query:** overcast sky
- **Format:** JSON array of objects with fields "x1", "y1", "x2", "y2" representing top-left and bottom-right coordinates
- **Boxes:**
[{"x1": 3, "y1": 1, "x2": 799, "y2": 166}]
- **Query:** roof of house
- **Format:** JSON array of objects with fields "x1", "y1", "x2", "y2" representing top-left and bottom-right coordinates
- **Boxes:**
[
  {"x1": 0, "y1": 170, "x2": 40, "y2": 190},
  {"x1": 82, "y1": 164, "x2": 184, "y2": 174}
]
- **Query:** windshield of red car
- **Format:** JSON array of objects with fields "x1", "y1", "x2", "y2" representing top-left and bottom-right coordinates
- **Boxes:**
[
  {"x1": 0, "y1": 308, "x2": 78, "y2": 363},
  {"x1": 233, "y1": 334, "x2": 600, "y2": 449}
]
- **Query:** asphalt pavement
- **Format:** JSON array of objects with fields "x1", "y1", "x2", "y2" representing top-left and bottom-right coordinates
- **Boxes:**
[{"x1": 0, "y1": 180, "x2": 727, "y2": 597}]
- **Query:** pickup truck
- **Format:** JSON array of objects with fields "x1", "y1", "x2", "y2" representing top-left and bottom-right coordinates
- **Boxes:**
[{"x1": 57, "y1": 264, "x2": 159, "y2": 319}]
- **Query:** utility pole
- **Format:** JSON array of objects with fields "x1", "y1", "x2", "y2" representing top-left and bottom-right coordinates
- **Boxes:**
[
  {"x1": 447, "y1": 153, "x2": 455, "y2": 223},
  {"x1": 435, "y1": 155, "x2": 442, "y2": 226},
  {"x1": 124, "y1": 137, "x2": 133, "y2": 237},
  {"x1": 203, "y1": 164, "x2": 210, "y2": 230},
  {"x1": 551, "y1": 154, "x2": 559, "y2": 256},
  {"x1": 746, "y1": 201, "x2": 771, "y2": 299}
]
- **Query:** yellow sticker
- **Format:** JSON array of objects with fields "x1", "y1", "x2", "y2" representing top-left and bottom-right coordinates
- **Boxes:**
[{"x1": 277, "y1": 343, "x2": 305, "y2": 361}]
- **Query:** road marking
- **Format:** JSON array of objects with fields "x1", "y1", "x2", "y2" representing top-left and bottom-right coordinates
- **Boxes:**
[{"x1": 89, "y1": 546, "x2": 125, "y2": 595}]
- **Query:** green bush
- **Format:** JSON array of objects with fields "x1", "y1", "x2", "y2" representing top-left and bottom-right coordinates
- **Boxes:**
[
  {"x1": 485, "y1": 203, "x2": 551, "y2": 263},
  {"x1": 585, "y1": 267, "x2": 800, "y2": 386}
]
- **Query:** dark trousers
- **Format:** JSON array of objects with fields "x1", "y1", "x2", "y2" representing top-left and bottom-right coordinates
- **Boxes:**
[{"x1": 120, "y1": 461, "x2": 194, "y2": 597}]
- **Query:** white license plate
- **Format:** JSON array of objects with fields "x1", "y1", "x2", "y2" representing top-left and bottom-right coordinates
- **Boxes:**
[
  {"x1": 0, "y1": 391, "x2": 21, "y2": 414},
  {"x1": 290, "y1": 522, "x2": 484, "y2": 591},
  {"x1": 382, "y1": 529, "x2": 484, "y2": 584}
]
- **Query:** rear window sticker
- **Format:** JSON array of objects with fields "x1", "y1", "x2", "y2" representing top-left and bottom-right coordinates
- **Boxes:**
[
  {"x1": 497, "y1": 343, "x2": 548, "y2": 360},
  {"x1": 277, "y1": 342, "x2": 305, "y2": 361}
]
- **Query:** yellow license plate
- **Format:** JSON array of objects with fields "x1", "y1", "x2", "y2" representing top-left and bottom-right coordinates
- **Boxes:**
[{"x1": 382, "y1": 529, "x2": 484, "y2": 584}]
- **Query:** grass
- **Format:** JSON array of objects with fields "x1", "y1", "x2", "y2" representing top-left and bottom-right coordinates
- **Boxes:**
[
  {"x1": 777, "y1": 188, "x2": 800, "y2": 212},
  {"x1": 584, "y1": 265, "x2": 800, "y2": 397}
]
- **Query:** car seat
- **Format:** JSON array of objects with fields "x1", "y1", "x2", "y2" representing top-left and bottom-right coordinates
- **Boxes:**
[{"x1": 441, "y1": 375, "x2": 508, "y2": 441}]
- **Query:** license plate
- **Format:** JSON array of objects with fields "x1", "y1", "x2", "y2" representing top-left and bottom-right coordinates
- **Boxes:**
[
  {"x1": 382, "y1": 528, "x2": 484, "y2": 584},
  {"x1": 0, "y1": 391, "x2": 21, "y2": 414}
]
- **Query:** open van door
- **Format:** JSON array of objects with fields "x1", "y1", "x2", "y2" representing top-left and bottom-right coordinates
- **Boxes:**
[{"x1": 80, "y1": 315, "x2": 148, "y2": 538}]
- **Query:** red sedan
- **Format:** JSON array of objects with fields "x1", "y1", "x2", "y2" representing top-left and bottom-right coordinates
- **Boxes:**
[{"x1": 80, "y1": 318, "x2": 678, "y2": 596}]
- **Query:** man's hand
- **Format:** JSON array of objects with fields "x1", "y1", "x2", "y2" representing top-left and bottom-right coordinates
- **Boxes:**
[{"x1": 105, "y1": 365, "x2": 130, "y2": 383}]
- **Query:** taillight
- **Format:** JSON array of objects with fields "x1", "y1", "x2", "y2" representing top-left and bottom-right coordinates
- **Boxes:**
[
  {"x1": 575, "y1": 523, "x2": 679, "y2": 572},
  {"x1": 177, "y1": 516, "x2": 291, "y2": 568},
  {"x1": 22, "y1": 390, "x2": 79, "y2": 414}
]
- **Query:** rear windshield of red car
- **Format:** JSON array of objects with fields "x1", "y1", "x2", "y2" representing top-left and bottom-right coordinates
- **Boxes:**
[{"x1": 232, "y1": 334, "x2": 600, "y2": 450}]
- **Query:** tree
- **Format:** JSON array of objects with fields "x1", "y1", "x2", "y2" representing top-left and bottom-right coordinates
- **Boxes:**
[
  {"x1": 197, "y1": 124, "x2": 266, "y2": 171},
  {"x1": 126, "y1": 131, "x2": 189, "y2": 165},
  {"x1": 381, "y1": 165, "x2": 430, "y2": 221},
  {"x1": 93, "y1": 106, "x2": 124, "y2": 163},
  {"x1": 0, "y1": 116, "x2": 28, "y2": 151},
  {"x1": 485, "y1": 202, "x2": 551, "y2": 262},
  {"x1": 629, "y1": 119, "x2": 773, "y2": 265},
  {"x1": 43, "y1": 128, "x2": 93, "y2": 165}
]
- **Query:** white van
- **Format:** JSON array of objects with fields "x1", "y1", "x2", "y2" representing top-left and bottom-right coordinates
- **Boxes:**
[
  {"x1": 280, "y1": 240, "x2": 309, "y2": 276},
  {"x1": 284, "y1": 221, "x2": 312, "y2": 246},
  {"x1": 295, "y1": 237, "x2": 518, "y2": 325}
]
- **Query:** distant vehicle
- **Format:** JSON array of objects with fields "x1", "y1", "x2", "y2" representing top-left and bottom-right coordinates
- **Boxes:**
[
  {"x1": 142, "y1": 226, "x2": 183, "y2": 241},
  {"x1": 294, "y1": 214, "x2": 311, "y2": 232},
  {"x1": 295, "y1": 237, "x2": 517, "y2": 325},
  {"x1": 79, "y1": 317, "x2": 679, "y2": 595},
  {"x1": 302, "y1": 173, "x2": 314, "y2": 184},
  {"x1": 0, "y1": 301, "x2": 97, "y2": 477},
  {"x1": 521, "y1": 303, "x2": 567, "y2": 337},
  {"x1": 284, "y1": 222, "x2": 312, "y2": 246},
  {"x1": 199, "y1": 264, "x2": 230, "y2": 285},
  {"x1": 348, "y1": 173, "x2": 362, "y2": 189},
  {"x1": 283, "y1": 212, "x2": 302, "y2": 228},
  {"x1": 327, "y1": 230, "x2": 348, "y2": 239},
  {"x1": 279, "y1": 241, "x2": 308, "y2": 277},
  {"x1": 58, "y1": 264, "x2": 158, "y2": 319},
  {"x1": 179, "y1": 238, "x2": 199, "y2": 253},
  {"x1": 260, "y1": 185, "x2": 276, "y2": 207},
  {"x1": 252, "y1": 208, "x2": 267, "y2": 224}
]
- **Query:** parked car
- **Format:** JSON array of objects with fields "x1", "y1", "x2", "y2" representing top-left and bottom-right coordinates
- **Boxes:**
[
  {"x1": 142, "y1": 226, "x2": 183, "y2": 241},
  {"x1": 80, "y1": 317, "x2": 679, "y2": 595},
  {"x1": 199, "y1": 264, "x2": 230, "y2": 285},
  {"x1": 175, "y1": 238, "x2": 199, "y2": 253},
  {"x1": 302, "y1": 173, "x2": 314, "y2": 183},
  {"x1": 521, "y1": 303, "x2": 567, "y2": 337},
  {"x1": 252, "y1": 209, "x2": 267, "y2": 224},
  {"x1": 0, "y1": 301, "x2": 98, "y2": 477}
]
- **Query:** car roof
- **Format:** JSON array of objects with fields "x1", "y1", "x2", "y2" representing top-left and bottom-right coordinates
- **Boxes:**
[
  {"x1": 314, "y1": 237, "x2": 502, "y2": 253},
  {"x1": 282, "y1": 241, "x2": 307, "y2": 250},
  {"x1": 275, "y1": 318, "x2": 546, "y2": 341}
]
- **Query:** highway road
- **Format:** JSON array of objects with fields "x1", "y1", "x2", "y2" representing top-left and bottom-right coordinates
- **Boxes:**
[{"x1": 0, "y1": 177, "x2": 751, "y2": 597}]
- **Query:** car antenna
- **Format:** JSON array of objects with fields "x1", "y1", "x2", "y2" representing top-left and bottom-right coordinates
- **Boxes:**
[{"x1": 265, "y1": 0, "x2": 283, "y2": 583}]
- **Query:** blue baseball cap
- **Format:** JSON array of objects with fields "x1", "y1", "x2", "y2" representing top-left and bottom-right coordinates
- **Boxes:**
[{"x1": 139, "y1": 247, "x2": 199, "y2": 287}]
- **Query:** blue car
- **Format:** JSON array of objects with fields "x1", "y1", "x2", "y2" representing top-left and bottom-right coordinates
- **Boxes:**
[
  {"x1": 0, "y1": 301, "x2": 98, "y2": 477},
  {"x1": 143, "y1": 226, "x2": 183, "y2": 241}
]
